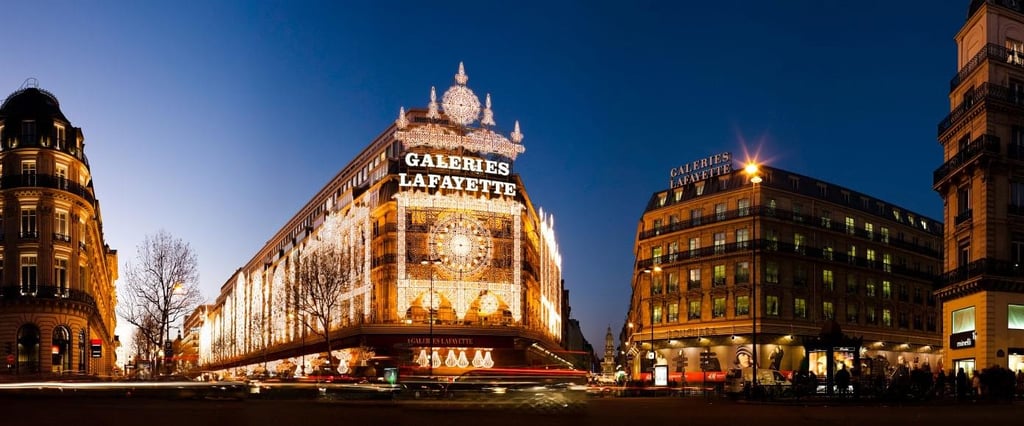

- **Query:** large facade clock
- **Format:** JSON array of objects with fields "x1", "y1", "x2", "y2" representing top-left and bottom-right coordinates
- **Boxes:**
[{"x1": 430, "y1": 213, "x2": 492, "y2": 276}]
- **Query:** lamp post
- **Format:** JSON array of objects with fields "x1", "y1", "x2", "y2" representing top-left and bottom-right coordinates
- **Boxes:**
[
  {"x1": 744, "y1": 163, "x2": 762, "y2": 390},
  {"x1": 164, "y1": 282, "x2": 184, "y2": 376},
  {"x1": 421, "y1": 258, "x2": 441, "y2": 377},
  {"x1": 643, "y1": 265, "x2": 661, "y2": 384}
]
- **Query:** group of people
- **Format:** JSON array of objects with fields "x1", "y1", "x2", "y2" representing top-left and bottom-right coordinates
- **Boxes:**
[{"x1": 936, "y1": 365, "x2": 1023, "y2": 401}]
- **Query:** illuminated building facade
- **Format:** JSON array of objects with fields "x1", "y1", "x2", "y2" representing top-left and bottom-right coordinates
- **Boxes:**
[
  {"x1": 625, "y1": 162, "x2": 943, "y2": 384},
  {"x1": 0, "y1": 82, "x2": 119, "y2": 376},
  {"x1": 200, "y1": 64, "x2": 567, "y2": 377},
  {"x1": 934, "y1": 0, "x2": 1024, "y2": 376}
]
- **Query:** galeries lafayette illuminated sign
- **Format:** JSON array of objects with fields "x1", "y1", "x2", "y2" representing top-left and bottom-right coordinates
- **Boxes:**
[
  {"x1": 399, "y1": 152, "x2": 517, "y2": 197},
  {"x1": 669, "y1": 152, "x2": 733, "y2": 189}
]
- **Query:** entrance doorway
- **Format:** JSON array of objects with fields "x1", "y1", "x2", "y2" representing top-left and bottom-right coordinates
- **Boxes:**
[{"x1": 953, "y1": 358, "x2": 975, "y2": 376}]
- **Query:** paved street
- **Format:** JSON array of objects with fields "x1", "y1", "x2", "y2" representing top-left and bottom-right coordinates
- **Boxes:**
[{"x1": 5, "y1": 395, "x2": 1021, "y2": 426}]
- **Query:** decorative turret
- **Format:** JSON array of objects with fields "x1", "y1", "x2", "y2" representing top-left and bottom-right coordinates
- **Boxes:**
[
  {"x1": 481, "y1": 93, "x2": 495, "y2": 127},
  {"x1": 395, "y1": 106, "x2": 409, "y2": 130},
  {"x1": 511, "y1": 120, "x2": 523, "y2": 144},
  {"x1": 426, "y1": 86, "x2": 440, "y2": 120}
]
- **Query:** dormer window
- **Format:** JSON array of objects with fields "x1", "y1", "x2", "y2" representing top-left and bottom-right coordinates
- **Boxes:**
[
  {"x1": 55, "y1": 124, "x2": 65, "y2": 150},
  {"x1": 21, "y1": 120, "x2": 35, "y2": 146}
]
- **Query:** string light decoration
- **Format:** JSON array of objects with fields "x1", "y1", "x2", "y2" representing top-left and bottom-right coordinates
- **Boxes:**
[{"x1": 393, "y1": 62, "x2": 526, "y2": 160}]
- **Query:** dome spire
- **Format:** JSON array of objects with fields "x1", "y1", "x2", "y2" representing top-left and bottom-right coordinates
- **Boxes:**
[
  {"x1": 510, "y1": 120, "x2": 524, "y2": 143},
  {"x1": 481, "y1": 93, "x2": 496, "y2": 127},
  {"x1": 395, "y1": 106, "x2": 409, "y2": 129},
  {"x1": 426, "y1": 86, "x2": 440, "y2": 120},
  {"x1": 455, "y1": 61, "x2": 469, "y2": 85}
]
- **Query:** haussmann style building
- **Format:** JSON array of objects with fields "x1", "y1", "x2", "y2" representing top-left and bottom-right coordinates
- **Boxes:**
[
  {"x1": 197, "y1": 64, "x2": 569, "y2": 378},
  {"x1": 0, "y1": 81, "x2": 119, "y2": 377},
  {"x1": 623, "y1": 157, "x2": 944, "y2": 391},
  {"x1": 934, "y1": 0, "x2": 1024, "y2": 377}
]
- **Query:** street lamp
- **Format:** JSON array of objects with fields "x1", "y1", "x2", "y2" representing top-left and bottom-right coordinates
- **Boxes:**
[
  {"x1": 421, "y1": 258, "x2": 441, "y2": 377},
  {"x1": 743, "y1": 162, "x2": 762, "y2": 390},
  {"x1": 643, "y1": 265, "x2": 661, "y2": 384},
  {"x1": 164, "y1": 282, "x2": 184, "y2": 376}
]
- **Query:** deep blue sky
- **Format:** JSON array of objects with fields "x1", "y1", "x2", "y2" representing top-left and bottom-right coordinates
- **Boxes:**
[{"x1": 2, "y1": 1, "x2": 967, "y2": 350}]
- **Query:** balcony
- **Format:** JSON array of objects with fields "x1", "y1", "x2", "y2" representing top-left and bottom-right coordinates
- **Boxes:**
[
  {"x1": 933, "y1": 135, "x2": 1000, "y2": 185},
  {"x1": 639, "y1": 206, "x2": 763, "y2": 239},
  {"x1": 949, "y1": 43, "x2": 1024, "y2": 92},
  {"x1": 0, "y1": 173, "x2": 96, "y2": 205},
  {"x1": 0, "y1": 285, "x2": 97, "y2": 309},
  {"x1": 938, "y1": 83, "x2": 1024, "y2": 136},
  {"x1": 940, "y1": 257, "x2": 1024, "y2": 285},
  {"x1": 53, "y1": 232, "x2": 71, "y2": 242},
  {"x1": 955, "y1": 209, "x2": 973, "y2": 225}
]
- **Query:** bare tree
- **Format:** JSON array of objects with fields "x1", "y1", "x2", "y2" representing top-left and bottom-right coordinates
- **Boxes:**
[
  {"x1": 116, "y1": 230, "x2": 202, "y2": 375},
  {"x1": 292, "y1": 238, "x2": 351, "y2": 370}
]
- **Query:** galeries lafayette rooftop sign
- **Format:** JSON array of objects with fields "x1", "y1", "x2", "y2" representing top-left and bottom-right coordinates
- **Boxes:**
[{"x1": 669, "y1": 152, "x2": 733, "y2": 189}]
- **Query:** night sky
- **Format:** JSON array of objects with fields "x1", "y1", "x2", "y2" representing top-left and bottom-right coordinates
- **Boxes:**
[{"x1": 1, "y1": 1, "x2": 967, "y2": 351}]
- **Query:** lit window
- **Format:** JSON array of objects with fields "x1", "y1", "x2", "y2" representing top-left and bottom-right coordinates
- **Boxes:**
[
  {"x1": 735, "y1": 295, "x2": 749, "y2": 316},
  {"x1": 688, "y1": 300, "x2": 701, "y2": 320},
  {"x1": 822, "y1": 301, "x2": 834, "y2": 320},
  {"x1": 766, "y1": 295, "x2": 780, "y2": 316},
  {"x1": 952, "y1": 306, "x2": 975, "y2": 333},
  {"x1": 712, "y1": 297, "x2": 726, "y2": 318},
  {"x1": 794, "y1": 298, "x2": 807, "y2": 319},
  {"x1": 20, "y1": 255, "x2": 37, "y2": 294},
  {"x1": 1009, "y1": 305, "x2": 1024, "y2": 329}
]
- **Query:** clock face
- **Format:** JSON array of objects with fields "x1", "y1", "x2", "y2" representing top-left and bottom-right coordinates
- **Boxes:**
[{"x1": 431, "y1": 213, "x2": 492, "y2": 276}]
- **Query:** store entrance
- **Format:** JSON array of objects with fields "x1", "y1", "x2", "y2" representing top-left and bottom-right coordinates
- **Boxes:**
[{"x1": 953, "y1": 358, "x2": 975, "y2": 376}]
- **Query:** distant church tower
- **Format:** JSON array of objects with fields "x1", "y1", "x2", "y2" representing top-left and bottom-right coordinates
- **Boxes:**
[
  {"x1": 601, "y1": 326, "x2": 616, "y2": 375},
  {"x1": 934, "y1": 0, "x2": 1024, "y2": 375}
]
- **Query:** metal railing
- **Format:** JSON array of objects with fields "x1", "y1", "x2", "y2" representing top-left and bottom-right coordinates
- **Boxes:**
[{"x1": 0, "y1": 285, "x2": 97, "y2": 309}]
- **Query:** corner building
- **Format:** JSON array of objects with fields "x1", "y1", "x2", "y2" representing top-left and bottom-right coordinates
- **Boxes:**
[
  {"x1": 201, "y1": 64, "x2": 566, "y2": 377},
  {"x1": 0, "y1": 83, "x2": 119, "y2": 376},
  {"x1": 934, "y1": 0, "x2": 1024, "y2": 376},
  {"x1": 624, "y1": 164, "x2": 943, "y2": 386}
]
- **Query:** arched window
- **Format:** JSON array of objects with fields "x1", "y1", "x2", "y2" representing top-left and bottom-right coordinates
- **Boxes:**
[
  {"x1": 16, "y1": 324, "x2": 41, "y2": 374},
  {"x1": 52, "y1": 326, "x2": 72, "y2": 373}
]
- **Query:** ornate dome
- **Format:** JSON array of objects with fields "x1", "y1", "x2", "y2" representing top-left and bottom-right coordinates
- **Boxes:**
[{"x1": 0, "y1": 85, "x2": 68, "y2": 122}]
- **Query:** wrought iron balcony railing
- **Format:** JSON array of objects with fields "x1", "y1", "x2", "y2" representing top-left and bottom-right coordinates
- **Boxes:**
[
  {"x1": 933, "y1": 135, "x2": 1000, "y2": 185},
  {"x1": 0, "y1": 285, "x2": 97, "y2": 309},
  {"x1": 939, "y1": 83, "x2": 1024, "y2": 136},
  {"x1": 0, "y1": 173, "x2": 96, "y2": 205},
  {"x1": 940, "y1": 257, "x2": 1024, "y2": 285}
]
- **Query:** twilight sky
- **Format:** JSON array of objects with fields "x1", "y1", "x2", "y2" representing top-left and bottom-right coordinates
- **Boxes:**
[{"x1": 1, "y1": 0, "x2": 966, "y2": 351}]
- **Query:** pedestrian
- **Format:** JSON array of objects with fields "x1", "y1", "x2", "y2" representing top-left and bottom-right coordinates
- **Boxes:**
[
  {"x1": 835, "y1": 364, "x2": 850, "y2": 398},
  {"x1": 972, "y1": 371, "x2": 982, "y2": 400},
  {"x1": 935, "y1": 369, "x2": 946, "y2": 399},
  {"x1": 956, "y1": 368, "x2": 968, "y2": 400}
]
